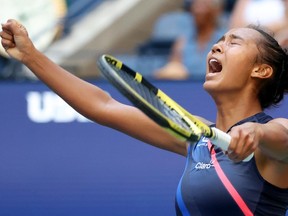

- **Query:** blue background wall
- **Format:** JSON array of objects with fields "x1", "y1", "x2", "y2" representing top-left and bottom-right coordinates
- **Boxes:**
[{"x1": 0, "y1": 80, "x2": 287, "y2": 216}]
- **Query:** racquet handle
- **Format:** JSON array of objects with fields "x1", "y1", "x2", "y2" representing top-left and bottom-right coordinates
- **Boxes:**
[{"x1": 210, "y1": 127, "x2": 253, "y2": 162}]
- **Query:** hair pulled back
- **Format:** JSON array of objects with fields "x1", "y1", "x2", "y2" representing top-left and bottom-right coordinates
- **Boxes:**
[{"x1": 248, "y1": 24, "x2": 288, "y2": 109}]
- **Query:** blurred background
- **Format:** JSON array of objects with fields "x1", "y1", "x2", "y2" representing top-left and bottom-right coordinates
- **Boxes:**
[
  {"x1": 0, "y1": 0, "x2": 237, "y2": 81},
  {"x1": 0, "y1": 0, "x2": 288, "y2": 215}
]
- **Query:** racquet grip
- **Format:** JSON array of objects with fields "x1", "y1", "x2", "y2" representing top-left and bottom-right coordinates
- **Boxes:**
[{"x1": 210, "y1": 127, "x2": 253, "y2": 162}]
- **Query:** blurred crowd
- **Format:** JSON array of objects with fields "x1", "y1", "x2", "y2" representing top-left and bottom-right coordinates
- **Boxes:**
[
  {"x1": 0, "y1": 0, "x2": 103, "y2": 81},
  {"x1": 1, "y1": 0, "x2": 288, "y2": 81},
  {"x1": 150, "y1": 0, "x2": 288, "y2": 81}
]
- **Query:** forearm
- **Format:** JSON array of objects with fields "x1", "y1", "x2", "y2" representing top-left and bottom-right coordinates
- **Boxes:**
[
  {"x1": 22, "y1": 49, "x2": 112, "y2": 121},
  {"x1": 258, "y1": 120, "x2": 288, "y2": 162}
]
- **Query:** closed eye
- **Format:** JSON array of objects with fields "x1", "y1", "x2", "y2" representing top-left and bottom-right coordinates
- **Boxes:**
[{"x1": 229, "y1": 40, "x2": 241, "y2": 45}]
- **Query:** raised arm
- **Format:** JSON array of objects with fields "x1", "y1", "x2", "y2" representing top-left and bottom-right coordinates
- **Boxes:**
[{"x1": 0, "y1": 19, "x2": 188, "y2": 155}]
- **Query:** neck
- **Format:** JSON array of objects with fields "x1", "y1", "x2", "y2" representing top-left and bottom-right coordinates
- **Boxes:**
[{"x1": 213, "y1": 93, "x2": 263, "y2": 132}]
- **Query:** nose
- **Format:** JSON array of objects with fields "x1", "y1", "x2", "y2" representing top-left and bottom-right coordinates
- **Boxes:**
[{"x1": 211, "y1": 43, "x2": 223, "y2": 54}]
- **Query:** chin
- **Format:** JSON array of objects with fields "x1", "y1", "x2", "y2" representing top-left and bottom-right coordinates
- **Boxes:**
[
  {"x1": 203, "y1": 79, "x2": 217, "y2": 94},
  {"x1": 203, "y1": 80, "x2": 211, "y2": 91}
]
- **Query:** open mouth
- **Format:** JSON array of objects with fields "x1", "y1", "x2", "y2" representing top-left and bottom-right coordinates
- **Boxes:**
[{"x1": 209, "y1": 58, "x2": 222, "y2": 73}]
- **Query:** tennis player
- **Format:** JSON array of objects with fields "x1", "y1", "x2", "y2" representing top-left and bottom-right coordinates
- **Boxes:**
[{"x1": 1, "y1": 19, "x2": 288, "y2": 215}]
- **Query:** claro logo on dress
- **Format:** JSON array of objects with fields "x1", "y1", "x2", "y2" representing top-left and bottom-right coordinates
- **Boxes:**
[
  {"x1": 195, "y1": 160, "x2": 215, "y2": 170},
  {"x1": 26, "y1": 91, "x2": 91, "y2": 123}
]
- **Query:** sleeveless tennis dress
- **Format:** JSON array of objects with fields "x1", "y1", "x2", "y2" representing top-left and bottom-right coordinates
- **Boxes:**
[{"x1": 175, "y1": 112, "x2": 288, "y2": 216}]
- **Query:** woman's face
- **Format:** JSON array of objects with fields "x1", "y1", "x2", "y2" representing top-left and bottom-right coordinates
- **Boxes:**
[{"x1": 204, "y1": 28, "x2": 262, "y2": 95}]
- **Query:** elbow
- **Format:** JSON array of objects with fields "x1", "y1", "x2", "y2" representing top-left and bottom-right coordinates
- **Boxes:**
[
  {"x1": 79, "y1": 107, "x2": 110, "y2": 126},
  {"x1": 82, "y1": 98, "x2": 116, "y2": 126}
]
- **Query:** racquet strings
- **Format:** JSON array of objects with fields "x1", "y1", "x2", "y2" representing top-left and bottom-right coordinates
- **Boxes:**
[{"x1": 110, "y1": 63, "x2": 192, "y2": 132}]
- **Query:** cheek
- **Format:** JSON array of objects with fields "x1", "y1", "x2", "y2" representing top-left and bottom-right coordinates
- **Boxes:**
[
  {"x1": 224, "y1": 64, "x2": 252, "y2": 90},
  {"x1": 225, "y1": 53, "x2": 254, "y2": 77},
  {"x1": 226, "y1": 62, "x2": 245, "y2": 76}
]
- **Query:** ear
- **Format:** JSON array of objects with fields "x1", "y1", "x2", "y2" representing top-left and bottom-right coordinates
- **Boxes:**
[{"x1": 251, "y1": 64, "x2": 273, "y2": 79}]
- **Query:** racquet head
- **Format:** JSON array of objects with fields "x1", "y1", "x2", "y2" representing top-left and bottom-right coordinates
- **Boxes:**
[{"x1": 97, "y1": 54, "x2": 203, "y2": 142}]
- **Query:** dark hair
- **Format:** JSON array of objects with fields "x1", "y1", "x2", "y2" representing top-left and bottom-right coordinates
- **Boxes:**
[{"x1": 247, "y1": 24, "x2": 288, "y2": 109}]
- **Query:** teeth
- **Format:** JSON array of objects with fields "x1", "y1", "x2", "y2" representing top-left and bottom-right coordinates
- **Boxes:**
[{"x1": 209, "y1": 59, "x2": 218, "y2": 64}]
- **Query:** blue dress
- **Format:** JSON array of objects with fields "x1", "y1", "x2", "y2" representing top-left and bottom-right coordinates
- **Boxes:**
[{"x1": 176, "y1": 112, "x2": 288, "y2": 215}]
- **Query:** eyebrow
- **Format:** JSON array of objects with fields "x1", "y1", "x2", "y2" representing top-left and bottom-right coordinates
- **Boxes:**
[{"x1": 216, "y1": 34, "x2": 245, "y2": 43}]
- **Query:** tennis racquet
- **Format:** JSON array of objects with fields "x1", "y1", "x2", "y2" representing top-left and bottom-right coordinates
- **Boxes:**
[{"x1": 97, "y1": 54, "x2": 253, "y2": 162}]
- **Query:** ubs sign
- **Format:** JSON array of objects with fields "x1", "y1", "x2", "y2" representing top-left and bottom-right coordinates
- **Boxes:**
[{"x1": 26, "y1": 91, "x2": 90, "y2": 123}]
